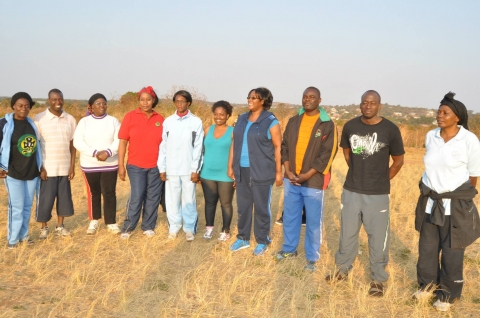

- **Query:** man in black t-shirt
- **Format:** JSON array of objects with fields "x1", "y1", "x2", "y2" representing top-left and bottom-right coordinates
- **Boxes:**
[{"x1": 326, "y1": 90, "x2": 405, "y2": 297}]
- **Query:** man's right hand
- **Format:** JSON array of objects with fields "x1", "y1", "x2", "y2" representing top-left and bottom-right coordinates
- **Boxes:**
[
  {"x1": 0, "y1": 170, "x2": 6, "y2": 178},
  {"x1": 40, "y1": 167, "x2": 48, "y2": 181}
]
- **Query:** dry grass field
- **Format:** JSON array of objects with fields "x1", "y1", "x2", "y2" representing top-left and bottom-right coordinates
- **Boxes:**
[{"x1": 1, "y1": 146, "x2": 480, "y2": 317}]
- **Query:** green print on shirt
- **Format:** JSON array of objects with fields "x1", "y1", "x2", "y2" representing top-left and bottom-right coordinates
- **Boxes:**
[
  {"x1": 352, "y1": 146, "x2": 365, "y2": 154},
  {"x1": 17, "y1": 134, "x2": 37, "y2": 157}
]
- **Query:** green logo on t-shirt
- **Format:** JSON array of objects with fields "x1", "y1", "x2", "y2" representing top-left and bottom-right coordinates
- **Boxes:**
[{"x1": 17, "y1": 134, "x2": 37, "y2": 157}]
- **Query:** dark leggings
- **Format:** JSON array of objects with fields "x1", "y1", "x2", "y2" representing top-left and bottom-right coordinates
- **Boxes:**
[{"x1": 200, "y1": 178, "x2": 235, "y2": 232}]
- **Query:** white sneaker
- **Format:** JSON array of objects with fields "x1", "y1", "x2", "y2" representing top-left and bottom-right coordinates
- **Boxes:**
[
  {"x1": 39, "y1": 226, "x2": 49, "y2": 240},
  {"x1": 203, "y1": 227, "x2": 214, "y2": 240},
  {"x1": 218, "y1": 231, "x2": 231, "y2": 242},
  {"x1": 54, "y1": 225, "x2": 70, "y2": 236},
  {"x1": 143, "y1": 230, "x2": 156, "y2": 237},
  {"x1": 168, "y1": 232, "x2": 177, "y2": 239},
  {"x1": 433, "y1": 299, "x2": 452, "y2": 312},
  {"x1": 107, "y1": 224, "x2": 121, "y2": 234},
  {"x1": 86, "y1": 220, "x2": 99, "y2": 235},
  {"x1": 120, "y1": 232, "x2": 131, "y2": 240},
  {"x1": 412, "y1": 289, "x2": 433, "y2": 301},
  {"x1": 186, "y1": 231, "x2": 195, "y2": 242}
]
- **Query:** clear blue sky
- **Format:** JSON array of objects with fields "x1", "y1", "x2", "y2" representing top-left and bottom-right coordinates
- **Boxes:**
[{"x1": 1, "y1": 0, "x2": 479, "y2": 111}]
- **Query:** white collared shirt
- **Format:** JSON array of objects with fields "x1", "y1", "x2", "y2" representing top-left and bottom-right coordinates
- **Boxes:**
[
  {"x1": 33, "y1": 108, "x2": 77, "y2": 177},
  {"x1": 422, "y1": 126, "x2": 480, "y2": 215}
]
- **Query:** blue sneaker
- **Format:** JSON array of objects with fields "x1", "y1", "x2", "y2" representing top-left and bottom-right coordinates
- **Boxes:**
[
  {"x1": 253, "y1": 244, "x2": 268, "y2": 256},
  {"x1": 230, "y1": 239, "x2": 250, "y2": 252}
]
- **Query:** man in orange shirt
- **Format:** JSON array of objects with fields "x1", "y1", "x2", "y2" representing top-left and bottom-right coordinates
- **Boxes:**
[{"x1": 276, "y1": 87, "x2": 337, "y2": 271}]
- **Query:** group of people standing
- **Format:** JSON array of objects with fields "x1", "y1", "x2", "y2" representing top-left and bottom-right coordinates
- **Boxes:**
[{"x1": 1, "y1": 86, "x2": 479, "y2": 312}]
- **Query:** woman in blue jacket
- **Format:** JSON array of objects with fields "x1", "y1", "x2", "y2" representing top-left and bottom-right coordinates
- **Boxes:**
[
  {"x1": 0, "y1": 92, "x2": 42, "y2": 248},
  {"x1": 228, "y1": 87, "x2": 283, "y2": 256}
]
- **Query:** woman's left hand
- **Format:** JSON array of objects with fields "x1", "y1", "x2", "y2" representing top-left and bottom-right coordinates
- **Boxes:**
[{"x1": 275, "y1": 172, "x2": 283, "y2": 187}]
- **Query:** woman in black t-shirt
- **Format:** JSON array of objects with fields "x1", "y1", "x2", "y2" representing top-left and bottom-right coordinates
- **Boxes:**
[{"x1": 0, "y1": 92, "x2": 42, "y2": 249}]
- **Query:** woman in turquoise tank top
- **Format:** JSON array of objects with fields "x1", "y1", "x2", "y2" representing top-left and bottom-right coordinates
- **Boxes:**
[{"x1": 200, "y1": 101, "x2": 235, "y2": 241}]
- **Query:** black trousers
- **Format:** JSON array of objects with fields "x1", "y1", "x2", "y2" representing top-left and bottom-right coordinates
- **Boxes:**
[
  {"x1": 417, "y1": 214, "x2": 465, "y2": 303},
  {"x1": 200, "y1": 178, "x2": 235, "y2": 232},
  {"x1": 83, "y1": 171, "x2": 117, "y2": 224},
  {"x1": 235, "y1": 167, "x2": 273, "y2": 244}
]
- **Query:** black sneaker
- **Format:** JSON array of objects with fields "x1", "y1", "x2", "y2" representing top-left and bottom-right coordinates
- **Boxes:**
[
  {"x1": 325, "y1": 271, "x2": 348, "y2": 282},
  {"x1": 369, "y1": 282, "x2": 384, "y2": 297},
  {"x1": 275, "y1": 216, "x2": 283, "y2": 225},
  {"x1": 276, "y1": 250, "x2": 298, "y2": 260},
  {"x1": 20, "y1": 238, "x2": 34, "y2": 245},
  {"x1": 304, "y1": 261, "x2": 317, "y2": 272},
  {"x1": 7, "y1": 243, "x2": 18, "y2": 249}
]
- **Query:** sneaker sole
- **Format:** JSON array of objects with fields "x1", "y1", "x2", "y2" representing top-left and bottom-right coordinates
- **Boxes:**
[
  {"x1": 230, "y1": 245, "x2": 251, "y2": 252},
  {"x1": 254, "y1": 247, "x2": 268, "y2": 256},
  {"x1": 276, "y1": 252, "x2": 298, "y2": 260}
]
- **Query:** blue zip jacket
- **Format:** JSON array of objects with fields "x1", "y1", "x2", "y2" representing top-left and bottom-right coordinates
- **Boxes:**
[
  {"x1": 233, "y1": 110, "x2": 277, "y2": 183},
  {"x1": 0, "y1": 113, "x2": 43, "y2": 172}
]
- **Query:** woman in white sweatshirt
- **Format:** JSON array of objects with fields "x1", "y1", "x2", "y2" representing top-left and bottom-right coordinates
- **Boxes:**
[{"x1": 73, "y1": 93, "x2": 121, "y2": 234}]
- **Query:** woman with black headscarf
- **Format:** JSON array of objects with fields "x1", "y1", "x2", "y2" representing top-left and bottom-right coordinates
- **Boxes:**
[
  {"x1": 73, "y1": 93, "x2": 121, "y2": 235},
  {"x1": 0, "y1": 92, "x2": 42, "y2": 248},
  {"x1": 413, "y1": 92, "x2": 480, "y2": 311}
]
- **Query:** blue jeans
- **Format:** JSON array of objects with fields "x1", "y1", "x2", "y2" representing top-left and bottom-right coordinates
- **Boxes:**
[
  {"x1": 122, "y1": 165, "x2": 162, "y2": 232},
  {"x1": 5, "y1": 176, "x2": 39, "y2": 244},
  {"x1": 282, "y1": 179, "x2": 324, "y2": 262}
]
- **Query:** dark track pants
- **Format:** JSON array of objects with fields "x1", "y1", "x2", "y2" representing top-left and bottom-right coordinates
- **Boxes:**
[
  {"x1": 235, "y1": 167, "x2": 273, "y2": 244},
  {"x1": 83, "y1": 171, "x2": 117, "y2": 224},
  {"x1": 417, "y1": 214, "x2": 465, "y2": 303}
]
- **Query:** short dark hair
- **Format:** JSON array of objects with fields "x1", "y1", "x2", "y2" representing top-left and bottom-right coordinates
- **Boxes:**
[
  {"x1": 212, "y1": 100, "x2": 233, "y2": 116},
  {"x1": 305, "y1": 86, "x2": 321, "y2": 97},
  {"x1": 173, "y1": 90, "x2": 192, "y2": 105},
  {"x1": 249, "y1": 87, "x2": 273, "y2": 110},
  {"x1": 362, "y1": 90, "x2": 381, "y2": 103},
  {"x1": 48, "y1": 88, "x2": 63, "y2": 99}
]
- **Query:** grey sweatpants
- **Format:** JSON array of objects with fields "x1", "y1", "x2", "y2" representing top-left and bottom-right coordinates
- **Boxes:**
[{"x1": 335, "y1": 189, "x2": 390, "y2": 283}]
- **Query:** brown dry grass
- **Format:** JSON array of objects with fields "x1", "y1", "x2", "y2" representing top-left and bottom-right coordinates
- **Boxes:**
[{"x1": 1, "y1": 146, "x2": 480, "y2": 317}]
